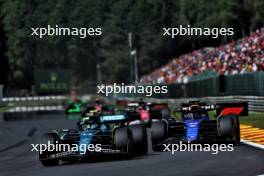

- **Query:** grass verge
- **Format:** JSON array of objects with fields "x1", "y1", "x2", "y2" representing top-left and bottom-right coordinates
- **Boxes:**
[
  {"x1": 0, "y1": 106, "x2": 10, "y2": 112},
  {"x1": 240, "y1": 113, "x2": 264, "y2": 129}
]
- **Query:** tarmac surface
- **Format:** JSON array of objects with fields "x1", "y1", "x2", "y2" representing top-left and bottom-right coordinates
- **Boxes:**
[{"x1": 0, "y1": 112, "x2": 264, "y2": 176}]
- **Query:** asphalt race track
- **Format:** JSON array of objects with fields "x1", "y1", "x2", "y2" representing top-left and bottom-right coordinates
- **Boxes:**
[{"x1": 0, "y1": 112, "x2": 264, "y2": 176}]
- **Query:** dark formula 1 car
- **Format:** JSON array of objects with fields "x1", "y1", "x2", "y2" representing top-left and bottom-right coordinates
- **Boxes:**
[
  {"x1": 124, "y1": 101, "x2": 170, "y2": 127},
  {"x1": 64, "y1": 98, "x2": 83, "y2": 114},
  {"x1": 39, "y1": 114, "x2": 148, "y2": 166},
  {"x1": 151, "y1": 101, "x2": 248, "y2": 151},
  {"x1": 79, "y1": 104, "x2": 116, "y2": 122},
  {"x1": 82, "y1": 104, "x2": 115, "y2": 116}
]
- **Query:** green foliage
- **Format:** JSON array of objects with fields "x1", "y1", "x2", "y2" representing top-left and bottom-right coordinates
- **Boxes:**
[
  {"x1": 251, "y1": 0, "x2": 264, "y2": 30},
  {"x1": 0, "y1": 0, "x2": 263, "y2": 89},
  {"x1": 240, "y1": 113, "x2": 264, "y2": 129}
]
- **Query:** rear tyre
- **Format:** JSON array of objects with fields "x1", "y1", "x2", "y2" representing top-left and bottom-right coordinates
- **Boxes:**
[
  {"x1": 151, "y1": 121, "x2": 168, "y2": 142},
  {"x1": 232, "y1": 115, "x2": 240, "y2": 145},
  {"x1": 219, "y1": 116, "x2": 233, "y2": 136},
  {"x1": 218, "y1": 115, "x2": 240, "y2": 145},
  {"x1": 39, "y1": 133, "x2": 59, "y2": 166},
  {"x1": 151, "y1": 121, "x2": 168, "y2": 151},
  {"x1": 114, "y1": 127, "x2": 134, "y2": 156},
  {"x1": 129, "y1": 125, "x2": 148, "y2": 155}
]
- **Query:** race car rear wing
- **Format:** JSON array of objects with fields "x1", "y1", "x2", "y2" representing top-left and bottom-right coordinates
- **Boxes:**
[
  {"x1": 176, "y1": 104, "x2": 218, "y2": 112},
  {"x1": 78, "y1": 114, "x2": 128, "y2": 128},
  {"x1": 175, "y1": 102, "x2": 248, "y2": 116},
  {"x1": 116, "y1": 99, "x2": 127, "y2": 106},
  {"x1": 148, "y1": 103, "x2": 169, "y2": 119},
  {"x1": 100, "y1": 114, "x2": 128, "y2": 123},
  {"x1": 216, "y1": 102, "x2": 248, "y2": 116},
  {"x1": 149, "y1": 103, "x2": 168, "y2": 110}
]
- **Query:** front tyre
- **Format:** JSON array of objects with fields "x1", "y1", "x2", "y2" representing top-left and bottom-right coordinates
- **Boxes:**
[{"x1": 39, "y1": 133, "x2": 59, "y2": 166}]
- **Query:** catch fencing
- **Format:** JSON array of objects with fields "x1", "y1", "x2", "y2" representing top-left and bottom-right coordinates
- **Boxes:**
[
  {"x1": 116, "y1": 72, "x2": 264, "y2": 98},
  {"x1": 168, "y1": 72, "x2": 264, "y2": 98},
  {"x1": 115, "y1": 72, "x2": 264, "y2": 112},
  {"x1": 119, "y1": 96, "x2": 264, "y2": 113}
]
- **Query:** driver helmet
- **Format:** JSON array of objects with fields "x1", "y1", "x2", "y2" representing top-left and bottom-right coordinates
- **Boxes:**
[{"x1": 185, "y1": 113, "x2": 194, "y2": 120}]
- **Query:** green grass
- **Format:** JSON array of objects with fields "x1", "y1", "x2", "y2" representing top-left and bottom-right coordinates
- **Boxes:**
[
  {"x1": 172, "y1": 111, "x2": 264, "y2": 129},
  {"x1": 240, "y1": 113, "x2": 264, "y2": 129},
  {"x1": 0, "y1": 106, "x2": 10, "y2": 112}
]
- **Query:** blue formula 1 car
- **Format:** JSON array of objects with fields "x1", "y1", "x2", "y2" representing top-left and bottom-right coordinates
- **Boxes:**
[
  {"x1": 151, "y1": 101, "x2": 248, "y2": 151},
  {"x1": 39, "y1": 114, "x2": 148, "y2": 166}
]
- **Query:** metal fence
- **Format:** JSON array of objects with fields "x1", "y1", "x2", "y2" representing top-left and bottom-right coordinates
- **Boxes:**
[
  {"x1": 0, "y1": 85, "x2": 3, "y2": 106},
  {"x1": 150, "y1": 72, "x2": 264, "y2": 98},
  {"x1": 2, "y1": 95, "x2": 66, "y2": 102},
  {"x1": 224, "y1": 72, "x2": 264, "y2": 96},
  {"x1": 113, "y1": 72, "x2": 264, "y2": 112},
  {"x1": 119, "y1": 96, "x2": 264, "y2": 113}
]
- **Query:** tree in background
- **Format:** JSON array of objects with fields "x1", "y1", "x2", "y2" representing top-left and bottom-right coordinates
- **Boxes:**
[
  {"x1": 251, "y1": 0, "x2": 264, "y2": 30},
  {"x1": 0, "y1": 17, "x2": 8, "y2": 86},
  {"x1": 0, "y1": 0, "x2": 262, "y2": 90}
]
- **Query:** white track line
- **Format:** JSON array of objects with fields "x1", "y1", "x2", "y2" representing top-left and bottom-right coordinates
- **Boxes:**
[{"x1": 241, "y1": 139, "x2": 264, "y2": 150}]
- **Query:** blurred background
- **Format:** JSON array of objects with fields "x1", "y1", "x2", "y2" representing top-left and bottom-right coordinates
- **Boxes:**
[{"x1": 0, "y1": 0, "x2": 263, "y2": 97}]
